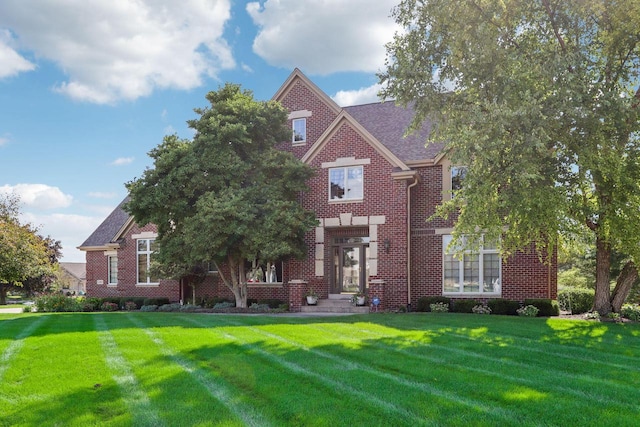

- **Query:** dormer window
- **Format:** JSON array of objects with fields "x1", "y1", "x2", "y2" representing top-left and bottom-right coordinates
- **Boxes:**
[{"x1": 292, "y1": 118, "x2": 306, "y2": 143}]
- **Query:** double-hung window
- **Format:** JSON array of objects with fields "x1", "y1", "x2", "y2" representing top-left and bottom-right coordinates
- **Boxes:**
[
  {"x1": 329, "y1": 166, "x2": 363, "y2": 201},
  {"x1": 137, "y1": 238, "x2": 158, "y2": 284},
  {"x1": 451, "y1": 166, "x2": 467, "y2": 195},
  {"x1": 292, "y1": 118, "x2": 306, "y2": 143},
  {"x1": 108, "y1": 255, "x2": 118, "y2": 285},
  {"x1": 443, "y1": 235, "x2": 500, "y2": 295}
]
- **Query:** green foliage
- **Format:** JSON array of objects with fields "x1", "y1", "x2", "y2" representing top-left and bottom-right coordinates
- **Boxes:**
[
  {"x1": 143, "y1": 298, "x2": 170, "y2": 307},
  {"x1": 416, "y1": 296, "x2": 451, "y2": 312},
  {"x1": 558, "y1": 268, "x2": 591, "y2": 289},
  {"x1": 451, "y1": 299, "x2": 478, "y2": 313},
  {"x1": 621, "y1": 304, "x2": 640, "y2": 321},
  {"x1": 517, "y1": 305, "x2": 540, "y2": 317},
  {"x1": 35, "y1": 295, "x2": 83, "y2": 312},
  {"x1": 126, "y1": 83, "x2": 317, "y2": 308},
  {"x1": 100, "y1": 302, "x2": 119, "y2": 312},
  {"x1": 558, "y1": 289, "x2": 594, "y2": 314},
  {"x1": 487, "y1": 299, "x2": 520, "y2": 316},
  {"x1": 472, "y1": 304, "x2": 492, "y2": 315},
  {"x1": 140, "y1": 305, "x2": 158, "y2": 312},
  {"x1": 158, "y1": 303, "x2": 182, "y2": 312},
  {"x1": 380, "y1": 0, "x2": 640, "y2": 314},
  {"x1": 124, "y1": 301, "x2": 138, "y2": 311},
  {"x1": 430, "y1": 302, "x2": 449, "y2": 313},
  {"x1": 258, "y1": 298, "x2": 286, "y2": 309},
  {"x1": 213, "y1": 302, "x2": 235, "y2": 310},
  {"x1": 524, "y1": 299, "x2": 560, "y2": 317}
]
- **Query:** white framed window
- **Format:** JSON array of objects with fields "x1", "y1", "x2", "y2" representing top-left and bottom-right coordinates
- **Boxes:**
[
  {"x1": 108, "y1": 255, "x2": 118, "y2": 285},
  {"x1": 137, "y1": 238, "x2": 158, "y2": 284},
  {"x1": 443, "y1": 235, "x2": 500, "y2": 295},
  {"x1": 451, "y1": 166, "x2": 467, "y2": 195},
  {"x1": 246, "y1": 260, "x2": 283, "y2": 284},
  {"x1": 292, "y1": 118, "x2": 306, "y2": 143},
  {"x1": 329, "y1": 166, "x2": 363, "y2": 201}
]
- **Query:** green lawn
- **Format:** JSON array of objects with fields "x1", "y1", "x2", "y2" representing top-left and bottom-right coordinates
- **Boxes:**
[{"x1": 1, "y1": 312, "x2": 638, "y2": 426}]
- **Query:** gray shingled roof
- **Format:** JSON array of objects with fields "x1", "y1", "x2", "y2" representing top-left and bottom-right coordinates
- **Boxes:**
[
  {"x1": 80, "y1": 197, "x2": 130, "y2": 248},
  {"x1": 344, "y1": 101, "x2": 443, "y2": 162}
]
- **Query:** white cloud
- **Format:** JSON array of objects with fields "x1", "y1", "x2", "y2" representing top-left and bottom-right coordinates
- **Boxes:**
[
  {"x1": 22, "y1": 212, "x2": 105, "y2": 262},
  {"x1": 111, "y1": 157, "x2": 134, "y2": 166},
  {"x1": 0, "y1": 136, "x2": 9, "y2": 147},
  {"x1": 247, "y1": 0, "x2": 398, "y2": 75},
  {"x1": 0, "y1": 30, "x2": 35, "y2": 78},
  {"x1": 0, "y1": 0, "x2": 235, "y2": 104},
  {"x1": 88, "y1": 191, "x2": 117, "y2": 199},
  {"x1": 332, "y1": 83, "x2": 383, "y2": 107},
  {"x1": 0, "y1": 183, "x2": 73, "y2": 210}
]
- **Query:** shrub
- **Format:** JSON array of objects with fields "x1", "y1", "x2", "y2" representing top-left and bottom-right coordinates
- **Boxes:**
[
  {"x1": 121, "y1": 297, "x2": 146, "y2": 310},
  {"x1": 22, "y1": 306, "x2": 32, "y2": 313},
  {"x1": 558, "y1": 288, "x2": 594, "y2": 314},
  {"x1": 140, "y1": 305, "x2": 158, "y2": 312},
  {"x1": 258, "y1": 298, "x2": 286, "y2": 309},
  {"x1": 621, "y1": 303, "x2": 640, "y2": 321},
  {"x1": 100, "y1": 302, "x2": 119, "y2": 312},
  {"x1": 201, "y1": 297, "x2": 232, "y2": 308},
  {"x1": 179, "y1": 304, "x2": 198, "y2": 312},
  {"x1": 472, "y1": 304, "x2": 492, "y2": 315},
  {"x1": 101, "y1": 297, "x2": 121, "y2": 308},
  {"x1": 430, "y1": 302, "x2": 449, "y2": 313},
  {"x1": 416, "y1": 296, "x2": 451, "y2": 312},
  {"x1": 517, "y1": 305, "x2": 540, "y2": 317},
  {"x1": 524, "y1": 299, "x2": 559, "y2": 317},
  {"x1": 487, "y1": 299, "x2": 520, "y2": 316},
  {"x1": 35, "y1": 295, "x2": 83, "y2": 312},
  {"x1": 158, "y1": 303, "x2": 182, "y2": 312},
  {"x1": 250, "y1": 303, "x2": 271, "y2": 312},
  {"x1": 82, "y1": 302, "x2": 97, "y2": 312},
  {"x1": 583, "y1": 311, "x2": 600, "y2": 321},
  {"x1": 213, "y1": 302, "x2": 235, "y2": 310},
  {"x1": 143, "y1": 298, "x2": 171, "y2": 307},
  {"x1": 451, "y1": 299, "x2": 478, "y2": 313},
  {"x1": 124, "y1": 301, "x2": 138, "y2": 311}
]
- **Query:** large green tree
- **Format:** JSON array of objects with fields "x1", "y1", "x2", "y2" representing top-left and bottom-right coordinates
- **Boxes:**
[
  {"x1": 126, "y1": 83, "x2": 317, "y2": 307},
  {"x1": 0, "y1": 194, "x2": 54, "y2": 304},
  {"x1": 380, "y1": 0, "x2": 640, "y2": 314}
]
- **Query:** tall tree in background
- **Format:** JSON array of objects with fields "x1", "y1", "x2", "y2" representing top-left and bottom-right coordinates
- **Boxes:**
[
  {"x1": 0, "y1": 194, "x2": 54, "y2": 304},
  {"x1": 380, "y1": 0, "x2": 640, "y2": 314},
  {"x1": 126, "y1": 83, "x2": 317, "y2": 308}
]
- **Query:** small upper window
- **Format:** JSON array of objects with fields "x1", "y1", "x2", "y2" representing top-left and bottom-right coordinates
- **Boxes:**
[
  {"x1": 451, "y1": 166, "x2": 467, "y2": 195},
  {"x1": 292, "y1": 118, "x2": 306, "y2": 143},
  {"x1": 329, "y1": 166, "x2": 363, "y2": 201}
]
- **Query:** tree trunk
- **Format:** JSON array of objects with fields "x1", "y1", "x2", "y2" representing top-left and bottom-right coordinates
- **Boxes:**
[
  {"x1": 592, "y1": 235, "x2": 613, "y2": 315},
  {"x1": 610, "y1": 261, "x2": 638, "y2": 312},
  {"x1": 0, "y1": 283, "x2": 6, "y2": 305}
]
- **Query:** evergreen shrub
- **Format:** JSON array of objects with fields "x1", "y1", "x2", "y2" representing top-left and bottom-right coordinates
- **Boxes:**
[
  {"x1": 416, "y1": 296, "x2": 451, "y2": 312},
  {"x1": 524, "y1": 299, "x2": 559, "y2": 316},
  {"x1": 558, "y1": 288, "x2": 594, "y2": 314},
  {"x1": 451, "y1": 299, "x2": 478, "y2": 313},
  {"x1": 487, "y1": 298, "x2": 520, "y2": 315}
]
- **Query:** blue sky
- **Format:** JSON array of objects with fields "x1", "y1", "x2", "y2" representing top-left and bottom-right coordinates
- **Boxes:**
[{"x1": 0, "y1": 0, "x2": 399, "y2": 262}]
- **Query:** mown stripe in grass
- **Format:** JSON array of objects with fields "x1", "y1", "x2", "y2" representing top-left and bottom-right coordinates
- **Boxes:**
[
  {"x1": 186, "y1": 315, "x2": 517, "y2": 425},
  {"x1": 306, "y1": 321, "x2": 640, "y2": 412},
  {"x1": 94, "y1": 315, "x2": 165, "y2": 427},
  {"x1": 215, "y1": 317, "x2": 525, "y2": 423},
  {"x1": 0, "y1": 316, "x2": 47, "y2": 383},
  {"x1": 125, "y1": 313, "x2": 275, "y2": 427}
]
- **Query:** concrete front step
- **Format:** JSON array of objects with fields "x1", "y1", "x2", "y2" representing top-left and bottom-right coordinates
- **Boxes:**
[{"x1": 300, "y1": 295, "x2": 369, "y2": 314}]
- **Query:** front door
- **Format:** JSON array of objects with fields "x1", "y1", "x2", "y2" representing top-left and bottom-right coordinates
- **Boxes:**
[{"x1": 332, "y1": 237, "x2": 370, "y2": 293}]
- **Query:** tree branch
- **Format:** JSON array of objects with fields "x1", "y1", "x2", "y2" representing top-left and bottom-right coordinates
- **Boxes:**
[{"x1": 542, "y1": 0, "x2": 567, "y2": 53}]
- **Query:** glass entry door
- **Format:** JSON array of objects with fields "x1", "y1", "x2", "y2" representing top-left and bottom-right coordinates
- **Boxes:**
[{"x1": 332, "y1": 237, "x2": 370, "y2": 294}]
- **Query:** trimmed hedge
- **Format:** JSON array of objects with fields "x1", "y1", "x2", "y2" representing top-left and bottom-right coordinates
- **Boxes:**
[
  {"x1": 487, "y1": 299, "x2": 520, "y2": 316},
  {"x1": 558, "y1": 288, "x2": 594, "y2": 314},
  {"x1": 524, "y1": 299, "x2": 559, "y2": 317},
  {"x1": 416, "y1": 296, "x2": 451, "y2": 312},
  {"x1": 143, "y1": 297, "x2": 171, "y2": 307},
  {"x1": 451, "y1": 299, "x2": 479, "y2": 313}
]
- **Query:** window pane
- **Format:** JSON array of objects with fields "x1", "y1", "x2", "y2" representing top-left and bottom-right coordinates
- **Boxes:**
[
  {"x1": 108, "y1": 256, "x2": 118, "y2": 284},
  {"x1": 463, "y1": 253, "x2": 479, "y2": 292},
  {"x1": 451, "y1": 166, "x2": 467, "y2": 194},
  {"x1": 346, "y1": 167, "x2": 363, "y2": 199},
  {"x1": 138, "y1": 253, "x2": 148, "y2": 283},
  {"x1": 293, "y1": 118, "x2": 306, "y2": 142},
  {"x1": 330, "y1": 169, "x2": 345, "y2": 199},
  {"x1": 483, "y1": 253, "x2": 500, "y2": 292},
  {"x1": 443, "y1": 254, "x2": 460, "y2": 292},
  {"x1": 137, "y1": 239, "x2": 147, "y2": 251}
]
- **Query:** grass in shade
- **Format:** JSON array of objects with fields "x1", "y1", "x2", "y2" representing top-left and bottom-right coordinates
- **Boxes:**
[{"x1": 0, "y1": 311, "x2": 639, "y2": 426}]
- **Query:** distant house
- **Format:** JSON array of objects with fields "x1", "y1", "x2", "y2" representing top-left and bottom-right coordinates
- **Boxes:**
[
  {"x1": 79, "y1": 69, "x2": 556, "y2": 311},
  {"x1": 58, "y1": 262, "x2": 86, "y2": 295}
]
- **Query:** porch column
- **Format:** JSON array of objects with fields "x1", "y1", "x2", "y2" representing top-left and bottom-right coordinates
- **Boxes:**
[
  {"x1": 369, "y1": 279, "x2": 385, "y2": 311},
  {"x1": 288, "y1": 279, "x2": 307, "y2": 312}
]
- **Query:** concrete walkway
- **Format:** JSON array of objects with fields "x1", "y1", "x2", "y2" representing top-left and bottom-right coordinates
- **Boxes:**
[{"x1": 0, "y1": 307, "x2": 24, "y2": 313}]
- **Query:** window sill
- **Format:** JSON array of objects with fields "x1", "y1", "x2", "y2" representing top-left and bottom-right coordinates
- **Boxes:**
[
  {"x1": 107, "y1": 284, "x2": 117, "y2": 288},
  {"x1": 246, "y1": 282, "x2": 283, "y2": 288},
  {"x1": 292, "y1": 141, "x2": 307, "y2": 146},
  {"x1": 328, "y1": 199, "x2": 363, "y2": 204},
  {"x1": 443, "y1": 292, "x2": 502, "y2": 298},
  {"x1": 136, "y1": 283, "x2": 160, "y2": 287}
]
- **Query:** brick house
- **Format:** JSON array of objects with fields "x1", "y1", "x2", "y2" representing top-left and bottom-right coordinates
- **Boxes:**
[{"x1": 79, "y1": 69, "x2": 557, "y2": 311}]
